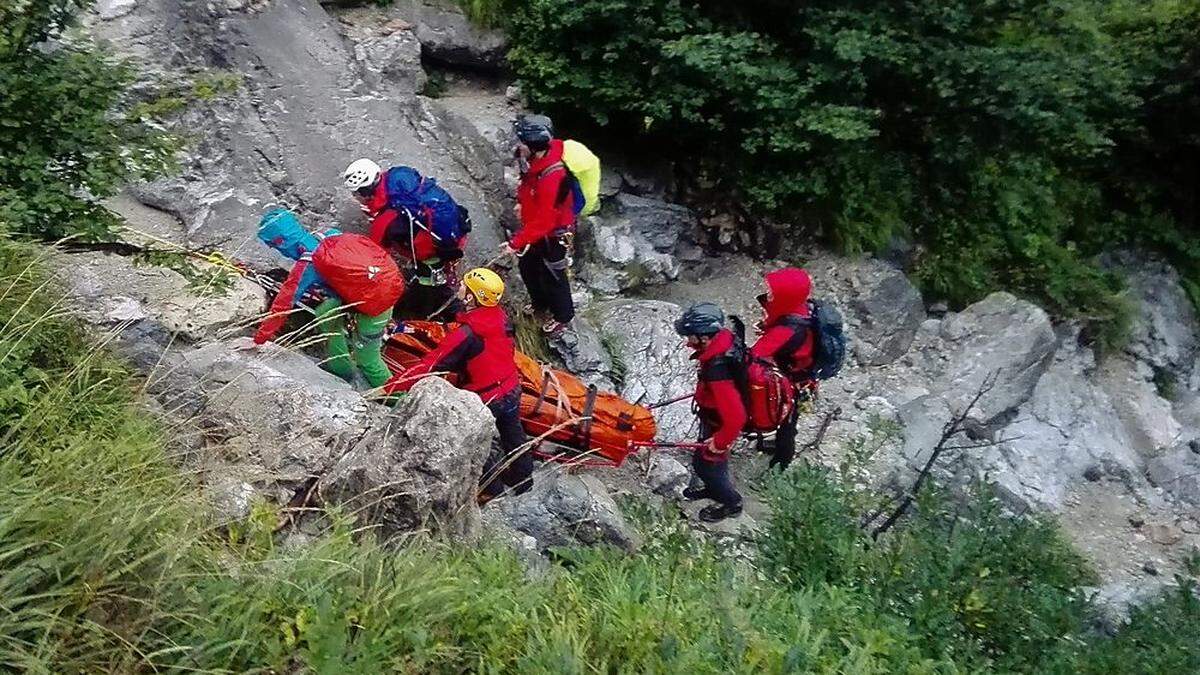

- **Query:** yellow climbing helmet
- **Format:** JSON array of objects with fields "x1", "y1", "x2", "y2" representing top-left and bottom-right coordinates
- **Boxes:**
[{"x1": 463, "y1": 267, "x2": 504, "y2": 307}]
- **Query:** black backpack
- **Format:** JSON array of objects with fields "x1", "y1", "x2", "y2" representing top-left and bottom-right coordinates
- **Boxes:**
[{"x1": 799, "y1": 299, "x2": 846, "y2": 380}]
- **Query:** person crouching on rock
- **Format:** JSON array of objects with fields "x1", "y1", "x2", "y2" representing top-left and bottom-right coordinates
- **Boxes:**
[
  {"x1": 247, "y1": 208, "x2": 404, "y2": 389},
  {"x1": 342, "y1": 158, "x2": 469, "y2": 321},
  {"x1": 676, "y1": 302, "x2": 747, "y2": 522},
  {"x1": 498, "y1": 114, "x2": 577, "y2": 335},
  {"x1": 750, "y1": 268, "x2": 816, "y2": 471},
  {"x1": 384, "y1": 268, "x2": 532, "y2": 502}
]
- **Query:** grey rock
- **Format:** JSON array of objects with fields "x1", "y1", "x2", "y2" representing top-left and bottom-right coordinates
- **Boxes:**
[
  {"x1": 1090, "y1": 580, "x2": 1173, "y2": 634},
  {"x1": 207, "y1": 474, "x2": 257, "y2": 522},
  {"x1": 52, "y1": 249, "x2": 266, "y2": 346},
  {"x1": 1146, "y1": 444, "x2": 1200, "y2": 507},
  {"x1": 1118, "y1": 254, "x2": 1199, "y2": 380},
  {"x1": 479, "y1": 509, "x2": 548, "y2": 575},
  {"x1": 1098, "y1": 357, "x2": 1182, "y2": 456},
  {"x1": 322, "y1": 378, "x2": 495, "y2": 540},
  {"x1": 97, "y1": 0, "x2": 138, "y2": 20},
  {"x1": 583, "y1": 194, "x2": 697, "y2": 291},
  {"x1": 409, "y1": 3, "x2": 508, "y2": 71},
  {"x1": 976, "y1": 334, "x2": 1146, "y2": 510},
  {"x1": 647, "y1": 455, "x2": 690, "y2": 498},
  {"x1": 494, "y1": 473, "x2": 640, "y2": 551},
  {"x1": 842, "y1": 258, "x2": 925, "y2": 366},
  {"x1": 154, "y1": 341, "x2": 378, "y2": 491},
  {"x1": 87, "y1": 0, "x2": 507, "y2": 268},
  {"x1": 936, "y1": 292, "x2": 1056, "y2": 422},
  {"x1": 1145, "y1": 522, "x2": 1183, "y2": 546},
  {"x1": 549, "y1": 317, "x2": 616, "y2": 390},
  {"x1": 611, "y1": 193, "x2": 697, "y2": 253},
  {"x1": 352, "y1": 30, "x2": 427, "y2": 93},
  {"x1": 593, "y1": 300, "x2": 696, "y2": 442},
  {"x1": 1084, "y1": 465, "x2": 1104, "y2": 482}
]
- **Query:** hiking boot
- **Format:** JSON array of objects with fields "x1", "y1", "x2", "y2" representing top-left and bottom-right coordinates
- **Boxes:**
[
  {"x1": 699, "y1": 502, "x2": 743, "y2": 523},
  {"x1": 682, "y1": 485, "x2": 711, "y2": 501},
  {"x1": 542, "y1": 318, "x2": 569, "y2": 335}
]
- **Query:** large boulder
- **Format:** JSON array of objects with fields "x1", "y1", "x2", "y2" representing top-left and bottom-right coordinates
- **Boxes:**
[
  {"x1": 152, "y1": 341, "x2": 493, "y2": 538},
  {"x1": 150, "y1": 340, "x2": 378, "y2": 497},
  {"x1": 582, "y1": 194, "x2": 700, "y2": 293},
  {"x1": 350, "y1": 26, "x2": 427, "y2": 93},
  {"x1": 592, "y1": 300, "x2": 696, "y2": 442},
  {"x1": 52, "y1": 249, "x2": 266, "y2": 368},
  {"x1": 1117, "y1": 254, "x2": 1200, "y2": 383},
  {"x1": 814, "y1": 258, "x2": 924, "y2": 366},
  {"x1": 972, "y1": 337, "x2": 1145, "y2": 510},
  {"x1": 934, "y1": 292, "x2": 1056, "y2": 422},
  {"x1": 491, "y1": 472, "x2": 640, "y2": 552},
  {"x1": 322, "y1": 377, "x2": 495, "y2": 539},
  {"x1": 549, "y1": 317, "x2": 616, "y2": 390}
]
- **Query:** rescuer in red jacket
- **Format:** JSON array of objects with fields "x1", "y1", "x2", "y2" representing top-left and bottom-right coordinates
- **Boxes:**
[
  {"x1": 675, "y1": 302, "x2": 747, "y2": 522},
  {"x1": 750, "y1": 267, "x2": 816, "y2": 470},
  {"x1": 498, "y1": 114, "x2": 577, "y2": 335},
  {"x1": 384, "y1": 268, "x2": 532, "y2": 501},
  {"x1": 342, "y1": 158, "x2": 467, "y2": 321}
]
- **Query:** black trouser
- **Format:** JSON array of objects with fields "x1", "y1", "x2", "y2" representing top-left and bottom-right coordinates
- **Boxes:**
[
  {"x1": 481, "y1": 388, "x2": 533, "y2": 497},
  {"x1": 397, "y1": 282, "x2": 462, "y2": 321},
  {"x1": 770, "y1": 404, "x2": 800, "y2": 470},
  {"x1": 517, "y1": 237, "x2": 574, "y2": 324},
  {"x1": 693, "y1": 421, "x2": 742, "y2": 507}
]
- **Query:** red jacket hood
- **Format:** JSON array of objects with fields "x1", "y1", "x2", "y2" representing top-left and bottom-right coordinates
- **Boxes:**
[
  {"x1": 526, "y1": 138, "x2": 565, "y2": 177},
  {"x1": 763, "y1": 268, "x2": 812, "y2": 327},
  {"x1": 694, "y1": 328, "x2": 735, "y2": 363},
  {"x1": 457, "y1": 305, "x2": 511, "y2": 340}
]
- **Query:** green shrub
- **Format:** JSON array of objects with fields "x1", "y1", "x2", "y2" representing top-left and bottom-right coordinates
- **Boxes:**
[
  {"x1": 0, "y1": 1, "x2": 178, "y2": 241},
  {"x1": 499, "y1": 0, "x2": 1200, "y2": 338}
]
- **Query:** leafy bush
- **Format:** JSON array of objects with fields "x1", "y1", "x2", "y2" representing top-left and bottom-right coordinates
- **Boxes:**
[
  {"x1": 760, "y1": 465, "x2": 1096, "y2": 672},
  {"x1": 0, "y1": 0, "x2": 177, "y2": 241},
  {"x1": 500, "y1": 0, "x2": 1200, "y2": 332}
]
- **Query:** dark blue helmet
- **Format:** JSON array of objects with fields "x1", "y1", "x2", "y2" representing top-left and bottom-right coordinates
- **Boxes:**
[
  {"x1": 515, "y1": 114, "x2": 554, "y2": 151},
  {"x1": 675, "y1": 302, "x2": 725, "y2": 337}
]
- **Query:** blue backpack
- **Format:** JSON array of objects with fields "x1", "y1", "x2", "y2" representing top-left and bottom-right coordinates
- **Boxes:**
[
  {"x1": 383, "y1": 166, "x2": 472, "y2": 243},
  {"x1": 802, "y1": 299, "x2": 846, "y2": 380}
]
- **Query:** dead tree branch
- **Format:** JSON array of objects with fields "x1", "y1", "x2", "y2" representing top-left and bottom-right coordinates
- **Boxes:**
[{"x1": 871, "y1": 372, "x2": 1004, "y2": 541}]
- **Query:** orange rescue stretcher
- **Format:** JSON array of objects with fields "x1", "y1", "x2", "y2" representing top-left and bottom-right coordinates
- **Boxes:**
[{"x1": 383, "y1": 321, "x2": 657, "y2": 467}]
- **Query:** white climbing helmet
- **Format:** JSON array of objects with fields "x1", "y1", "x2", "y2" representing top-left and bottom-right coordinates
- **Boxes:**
[{"x1": 342, "y1": 158, "x2": 382, "y2": 191}]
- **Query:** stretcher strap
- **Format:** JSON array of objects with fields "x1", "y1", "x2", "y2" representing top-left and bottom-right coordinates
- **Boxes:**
[{"x1": 577, "y1": 384, "x2": 598, "y2": 451}]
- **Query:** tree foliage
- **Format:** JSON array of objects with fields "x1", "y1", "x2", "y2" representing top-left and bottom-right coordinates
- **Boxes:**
[
  {"x1": 0, "y1": 0, "x2": 178, "y2": 240},
  {"x1": 504, "y1": 0, "x2": 1200, "y2": 334}
]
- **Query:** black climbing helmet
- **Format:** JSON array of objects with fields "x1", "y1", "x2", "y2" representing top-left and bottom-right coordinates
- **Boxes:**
[
  {"x1": 675, "y1": 302, "x2": 726, "y2": 337},
  {"x1": 515, "y1": 114, "x2": 554, "y2": 150}
]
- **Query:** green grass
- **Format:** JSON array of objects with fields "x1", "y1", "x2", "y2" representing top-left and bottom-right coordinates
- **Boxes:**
[{"x1": 1, "y1": 237, "x2": 1198, "y2": 673}]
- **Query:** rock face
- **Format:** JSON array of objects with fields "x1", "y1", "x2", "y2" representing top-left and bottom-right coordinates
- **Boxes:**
[
  {"x1": 86, "y1": 0, "x2": 509, "y2": 268},
  {"x1": 323, "y1": 377, "x2": 495, "y2": 539},
  {"x1": 1119, "y1": 255, "x2": 1200, "y2": 384},
  {"x1": 492, "y1": 472, "x2": 639, "y2": 552},
  {"x1": 806, "y1": 255, "x2": 926, "y2": 362},
  {"x1": 549, "y1": 317, "x2": 616, "y2": 390},
  {"x1": 53, "y1": 249, "x2": 266, "y2": 369},
  {"x1": 592, "y1": 300, "x2": 697, "y2": 442},
  {"x1": 934, "y1": 293, "x2": 1056, "y2": 422},
  {"x1": 583, "y1": 194, "x2": 701, "y2": 293}
]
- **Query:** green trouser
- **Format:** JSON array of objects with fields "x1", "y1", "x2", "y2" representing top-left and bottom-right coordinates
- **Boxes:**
[{"x1": 314, "y1": 298, "x2": 393, "y2": 388}]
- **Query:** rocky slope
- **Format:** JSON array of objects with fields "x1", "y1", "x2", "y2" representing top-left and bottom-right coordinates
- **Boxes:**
[{"x1": 77, "y1": 0, "x2": 1199, "y2": 618}]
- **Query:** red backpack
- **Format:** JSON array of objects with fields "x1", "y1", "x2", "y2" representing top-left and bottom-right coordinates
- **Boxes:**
[
  {"x1": 728, "y1": 316, "x2": 796, "y2": 434},
  {"x1": 311, "y1": 233, "x2": 404, "y2": 316},
  {"x1": 744, "y1": 359, "x2": 796, "y2": 433}
]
